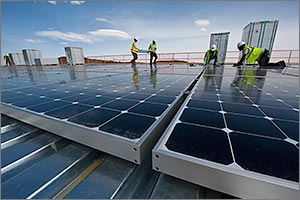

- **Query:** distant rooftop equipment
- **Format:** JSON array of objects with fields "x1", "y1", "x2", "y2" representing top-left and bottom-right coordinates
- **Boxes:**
[
  {"x1": 22, "y1": 49, "x2": 42, "y2": 66},
  {"x1": 209, "y1": 32, "x2": 230, "y2": 64},
  {"x1": 65, "y1": 47, "x2": 84, "y2": 65},
  {"x1": 241, "y1": 20, "x2": 279, "y2": 54},
  {"x1": 8, "y1": 53, "x2": 26, "y2": 66}
]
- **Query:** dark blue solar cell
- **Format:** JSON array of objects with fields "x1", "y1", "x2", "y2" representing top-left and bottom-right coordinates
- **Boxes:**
[
  {"x1": 187, "y1": 99, "x2": 220, "y2": 111},
  {"x1": 68, "y1": 108, "x2": 120, "y2": 128},
  {"x1": 219, "y1": 95, "x2": 252, "y2": 104},
  {"x1": 44, "y1": 92, "x2": 73, "y2": 99},
  {"x1": 191, "y1": 93, "x2": 218, "y2": 101},
  {"x1": 13, "y1": 97, "x2": 53, "y2": 108},
  {"x1": 79, "y1": 96, "x2": 114, "y2": 106},
  {"x1": 252, "y1": 98, "x2": 289, "y2": 108},
  {"x1": 230, "y1": 132, "x2": 299, "y2": 182},
  {"x1": 158, "y1": 90, "x2": 181, "y2": 96},
  {"x1": 129, "y1": 102, "x2": 168, "y2": 117},
  {"x1": 61, "y1": 94, "x2": 94, "y2": 102},
  {"x1": 273, "y1": 120, "x2": 299, "y2": 141},
  {"x1": 102, "y1": 99, "x2": 139, "y2": 111},
  {"x1": 226, "y1": 114, "x2": 286, "y2": 139},
  {"x1": 1, "y1": 91, "x2": 18, "y2": 99},
  {"x1": 27, "y1": 100, "x2": 70, "y2": 113},
  {"x1": 45, "y1": 104, "x2": 92, "y2": 119},
  {"x1": 145, "y1": 95, "x2": 175, "y2": 104},
  {"x1": 99, "y1": 113, "x2": 155, "y2": 139},
  {"x1": 180, "y1": 108, "x2": 225, "y2": 128},
  {"x1": 102, "y1": 91, "x2": 128, "y2": 98},
  {"x1": 166, "y1": 123, "x2": 233, "y2": 165},
  {"x1": 260, "y1": 107, "x2": 298, "y2": 121},
  {"x1": 222, "y1": 102, "x2": 264, "y2": 117},
  {"x1": 123, "y1": 93, "x2": 150, "y2": 101},
  {"x1": 2, "y1": 94, "x2": 36, "y2": 104}
]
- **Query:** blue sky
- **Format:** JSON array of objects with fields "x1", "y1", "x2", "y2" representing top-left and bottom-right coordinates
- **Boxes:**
[{"x1": 2, "y1": 1, "x2": 299, "y2": 58}]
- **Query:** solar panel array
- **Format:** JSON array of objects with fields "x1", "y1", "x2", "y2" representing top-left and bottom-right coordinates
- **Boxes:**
[
  {"x1": 3, "y1": 69, "x2": 197, "y2": 137},
  {"x1": 153, "y1": 65, "x2": 298, "y2": 198}
]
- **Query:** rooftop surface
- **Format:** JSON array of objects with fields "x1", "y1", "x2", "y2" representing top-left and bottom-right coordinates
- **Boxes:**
[{"x1": 1, "y1": 63, "x2": 299, "y2": 199}]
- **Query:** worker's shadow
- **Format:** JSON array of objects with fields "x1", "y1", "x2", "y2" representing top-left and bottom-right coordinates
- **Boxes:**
[{"x1": 131, "y1": 62, "x2": 139, "y2": 90}]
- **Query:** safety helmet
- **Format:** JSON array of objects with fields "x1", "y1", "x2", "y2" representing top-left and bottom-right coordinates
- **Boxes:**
[
  {"x1": 237, "y1": 41, "x2": 245, "y2": 51},
  {"x1": 211, "y1": 44, "x2": 217, "y2": 51},
  {"x1": 134, "y1": 37, "x2": 138, "y2": 41}
]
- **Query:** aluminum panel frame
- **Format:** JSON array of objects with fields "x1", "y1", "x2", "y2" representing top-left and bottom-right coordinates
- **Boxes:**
[{"x1": 152, "y1": 69, "x2": 299, "y2": 199}]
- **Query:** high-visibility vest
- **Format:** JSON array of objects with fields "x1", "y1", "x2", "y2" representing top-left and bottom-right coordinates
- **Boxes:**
[
  {"x1": 245, "y1": 45, "x2": 263, "y2": 64},
  {"x1": 149, "y1": 43, "x2": 157, "y2": 51},
  {"x1": 131, "y1": 42, "x2": 138, "y2": 53},
  {"x1": 205, "y1": 49, "x2": 218, "y2": 64}
]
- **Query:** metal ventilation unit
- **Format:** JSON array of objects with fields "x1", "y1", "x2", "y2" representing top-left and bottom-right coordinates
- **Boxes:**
[
  {"x1": 209, "y1": 32, "x2": 230, "y2": 64},
  {"x1": 65, "y1": 47, "x2": 85, "y2": 65},
  {"x1": 22, "y1": 49, "x2": 42, "y2": 66},
  {"x1": 241, "y1": 20, "x2": 279, "y2": 54}
]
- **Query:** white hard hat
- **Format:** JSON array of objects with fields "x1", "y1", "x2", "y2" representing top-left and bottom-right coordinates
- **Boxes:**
[
  {"x1": 237, "y1": 41, "x2": 245, "y2": 50},
  {"x1": 211, "y1": 44, "x2": 217, "y2": 51},
  {"x1": 134, "y1": 37, "x2": 138, "y2": 41}
]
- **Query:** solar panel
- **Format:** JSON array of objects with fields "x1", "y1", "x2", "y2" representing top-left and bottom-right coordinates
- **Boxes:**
[
  {"x1": 152, "y1": 65, "x2": 299, "y2": 199},
  {"x1": 2, "y1": 64, "x2": 199, "y2": 164}
]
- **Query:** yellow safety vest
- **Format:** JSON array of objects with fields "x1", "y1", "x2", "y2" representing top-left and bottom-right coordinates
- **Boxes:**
[
  {"x1": 131, "y1": 42, "x2": 138, "y2": 53},
  {"x1": 245, "y1": 45, "x2": 263, "y2": 64},
  {"x1": 149, "y1": 43, "x2": 157, "y2": 51},
  {"x1": 205, "y1": 49, "x2": 218, "y2": 64}
]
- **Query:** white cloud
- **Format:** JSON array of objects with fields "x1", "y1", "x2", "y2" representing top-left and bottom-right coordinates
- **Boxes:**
[
  {"x1": 26, "y1": 38, "x2": 46, "y2": 43},
  {"x1": 35, "y1": 30, "x2": 93, "y2": 43},
  {"x1": 70, "y1": 1, "x2": 85, "y2": 5},
  {"x1": 200, "y1": 28, "x2": 207, "y2": 32},
  {"x1": 47, "y1": 1, "x2": 57, "y2": 5},
  {"x1": 88, "y1": 29, "x2": 130, "y2": 40},
  {"x1": 195, "y1": 19, "x2": 210, "y2": 27},
  {"x1": 95, "y1": 17, "x2": 112, "y2": 23},
  {"x1": 60, "y1": 42, "x2": 69, "y2": 45},
  {"x1": 34, "y1": 29, "x2": 130, "y2": 44}
]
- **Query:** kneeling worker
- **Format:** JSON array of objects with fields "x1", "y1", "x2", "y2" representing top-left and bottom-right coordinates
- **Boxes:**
[
  {"x1": 234, "y1": 41, "x2": 286, "y2": 69},
  {"x1": 148, "y1": 40, "x2": 158, "y2": 65},
  {"x1": 204, "y1": 44, "x2": 219, "y2": 66}
]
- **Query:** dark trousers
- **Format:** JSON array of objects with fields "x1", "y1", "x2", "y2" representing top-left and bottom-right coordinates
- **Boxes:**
[
  {"x1": 150, "y1": 52, "x2": 157, "y2": 65},
  {"x1": 258, "y1": 50, "x2": 285, "y2": 69},
  {"x1": 131, "y1": 52, "x2": 138, "y2": 63}
]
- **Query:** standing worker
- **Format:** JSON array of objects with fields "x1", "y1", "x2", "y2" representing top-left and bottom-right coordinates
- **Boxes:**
[
  {"x1": 204, "y1": 44, "x2": 219, "y2": 66},
  {"x1": 130, "y1": 37, "x2": 139, "y2": 63},
  {"x1": 148, "y1": 40, "x2": 158, "y2": 65},
  {"x1": 234, "y1": 41, "x2": 286, "y2": 69}
]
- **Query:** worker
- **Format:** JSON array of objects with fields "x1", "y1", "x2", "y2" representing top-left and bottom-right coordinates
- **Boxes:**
[
  {"x1": 234, "y1": 41, "x2": 286, "y2": 69},
  {"x1": 4, "y1": 54, "x2": 12, "y2": 66},
  {"x1": 204, "y1": 44, "x2": 219, "y2": 66},
  {"x1": 130, "y1": 37, "x2": 139, "y2": 63},
  {"x1": 148, "y1": 40, "x2": 158, "y2": 65}
]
